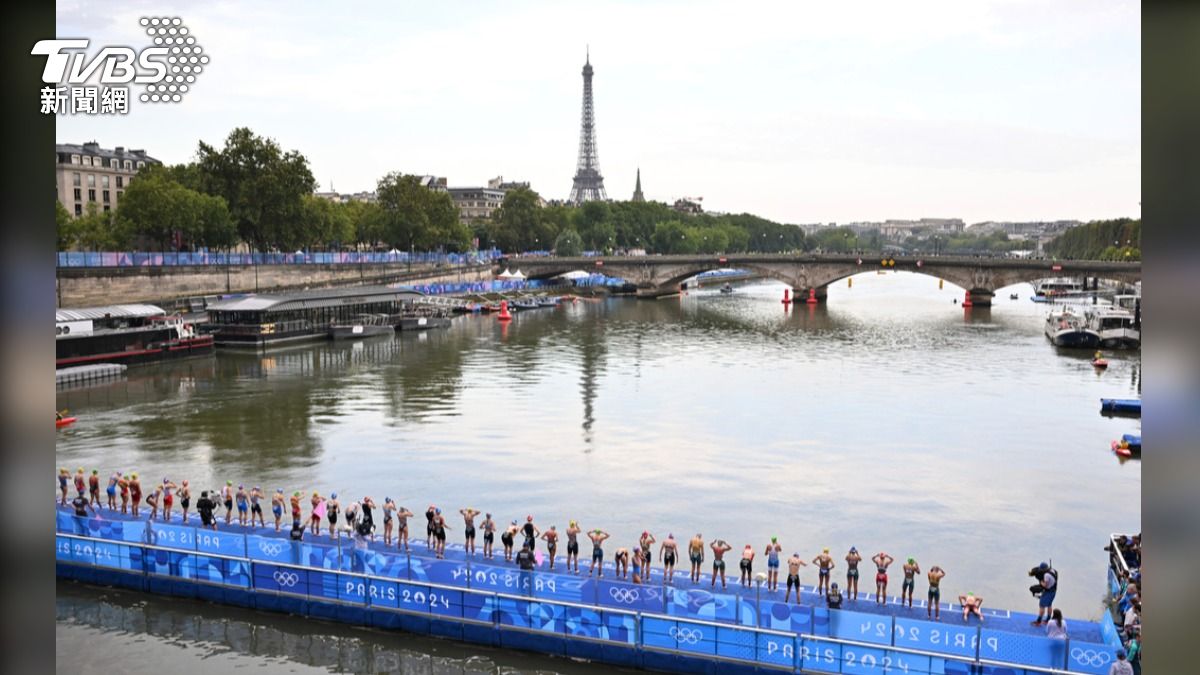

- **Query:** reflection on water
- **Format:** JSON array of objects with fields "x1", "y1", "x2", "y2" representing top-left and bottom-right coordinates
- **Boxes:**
[
  {"x1": 57, "y1": 273, "x2": 1140, "y2": 634},
  {"x1": 56, "y1": 581, "x2": 613, "y2": 674}
]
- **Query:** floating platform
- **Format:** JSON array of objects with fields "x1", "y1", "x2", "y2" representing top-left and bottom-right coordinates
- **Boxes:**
[
  {"x1": 1099, "y1": 398, "x2": 1141, "y2": 417},
  {"x1": 56, "y1": 363, "x2": 127, "y2": 386},
  {"x1": 55, "y1": 505, "x2": 1124, "y2": 675}
]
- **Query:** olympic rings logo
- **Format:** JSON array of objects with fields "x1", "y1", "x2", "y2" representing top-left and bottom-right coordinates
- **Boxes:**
[
  {"x1": 272, "y1": 570, "x2": 299, "y2": 587},
  {"x1": 609, "y1": 587, "x2": 640, "y2": 603},
  {"x1": 669, "y1": 626, "x2": 703, "y2": 645},
  {"x1": 258, "y1": 541, "x2": 284, "y2": 556},
  {"x1": 1071, "y1": 648, "x2": 1112, "y2": 667}
]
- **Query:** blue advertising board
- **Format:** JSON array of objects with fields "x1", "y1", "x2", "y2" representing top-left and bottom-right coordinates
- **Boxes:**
[
  {"x1": 893, "y1": 616, "x2": 980, "y2": 659},
  {"x1": 1065, "y1": 640, "x2": 1118, "y2": 675},
  {"x1": 980, "y1": 628, "x2": 1066, "y2": 669},
  {"x1": 828, "y1": 608, "x2": 894, "y2": 646},
  {"x1": 642, "y1": 616, "x2": 718, "y2": 656},
  {"x1": 597, "y1": 578, "x2": 665, "y2": 614}
]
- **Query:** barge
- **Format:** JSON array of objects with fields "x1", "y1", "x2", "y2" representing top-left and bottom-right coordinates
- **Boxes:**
[
  {"x1": 56, "y1": 304, "x2": 213, "y2": 369},
  {"x1": 56, "y1": 506, "x2": 1125, "y2": 675}
]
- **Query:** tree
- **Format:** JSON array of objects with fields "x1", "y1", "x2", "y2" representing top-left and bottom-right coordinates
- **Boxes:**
[
  {"x1": 375, "y1": 173, "x2": 471, "y2": 252},
  {"x1": 553, "y1": 229, "x2": 584, "y2": 256},
  {"x1": 74, "y1": 203, "x2": 128, "y2": 250},
  {"x1": 195, "y1": 127, "x2": 316, "y2": 251},
  {"x1": 116, "y1": 167, "x2": 234, "y2": 251},
  {"x1": 56, "y1": 200, "x2": 75, "y2": 250},
  {"x1": 494, "y1": 186, "x2": 554, "y2": 251}
]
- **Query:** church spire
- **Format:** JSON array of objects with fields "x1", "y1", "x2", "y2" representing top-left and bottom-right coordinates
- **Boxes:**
[{"x1": 632, "y1": 167, "x2": 645, "y2": 202}]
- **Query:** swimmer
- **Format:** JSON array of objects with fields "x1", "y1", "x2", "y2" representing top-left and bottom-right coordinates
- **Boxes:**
[
  {"x1": 927, "y1": 565, "x2": 946, "y2": 620},
  {"x1": 290, "y1": 491, "x2": 302, "y2": 530},
  {"x1": 660, "y1": 533, "x2": 679, "y2": 583},
  {"x1": 383, "y1": 499, "x2": 397, "y2": 545},
  {"x1": 460, "y1": 507, "x2": 481, "y2": 555},
  {"x1": 198, "y1": 491, "x2": 217, "y2": 530},
  {"x1": 588, "y1": 529, "x2": 610, "y2": 577},
  {"x1": 73, "y1": 468, "x2": 86, "y2": 499},
  {"x1": 395, "y1": 505, "x2": 415, "y2": 551},
  {"x1": 249, "y1": 486, "x2": 265, "y2": 527},
  {"x1": 812, "y1": 547, "x2": 835, "y2": 596},
  {"x1": 309, "y1": 491, "x2": 322, "y2": 536},
  {"x1": 688, "y1": 533, "x2": 705, "y2": 583},
  {"x1": 764, "y1": 537, "x2": 782, "y2": 591},
  {"x1": 785, "y1": 552, "x2": 808, "y2": 604},
  {"x1": 221, "y1": 480, "x2": 234, "y2": 525},
  {"x1": 639, "y1": 531, "x2": 657, "y2": 581},
  {"x1": 179, "y1": 480, "x2": 192, "y2": 524},
  {"x1": 236, "y1": 485, "x2": 249, "y2": 526},
  {"x1": 566, "y1": 521, "x2": 582, "y2": 572},
  {"x1": 326, "y1": 493, "x2": 340, "y2": 540},
  {"x1": 271, "y1": 489, "x2": 285, "y2": 531},
  {"x1": 631, "y1": 541, "x2": 643, "y2": 584},
  {"x1": 739, "y1": 544, "x2": 755, "y2": 588},
  {"x1": 145, "y1": 486, "x2": 161, "y2": 520},
  {"x1": 161, "y1": 478, "x2": 178, "y2": 523},
  {"x1": 901, "y1": 558, "x2": 920, "y2": 608},
  {"x1": 58, "y1": 468, "x2": 70, "y2": 506},
  {"x1": 540, "y1": 526, "x2": 559, "y2": 570},
  {"x1": 88, "y1": 470, "x2": 101, "y2": 508},
  {"x1": 434, "y1": 508, "x2": 449, "y2": 557},
  {"x1": 106, "y1": 472, "x2": 119, "y2": 510},
  {"x1": 615, "y1": 547, "x2": 630, "y2": 578},
  {"x1": 872, "y1": 551, "x2": 895, "y2": 605},
  {"x1": 482, "y1": 513, "x2": 496, "y2": 558},
  {"x1": 129, "y1": 474, "x2": 142, "y2": 518},
  {"x1": 959, "y1": 592, "x2": 984, "y2": 622},
  {"x1": 360, "y1": 496, "x2": 377, "y2": 539},
  {"x1": 710, "y1": 539, "x2": 733, "y2": 589},
  {"x1": 425, "y1": 505, "x2": 437, "y2": 548},
  {"x1": 521, "y1": 515, "x2": 540, "y2": 552},
  {"x1": 846, "y1": 547, "x2": 863, "y2": 601},
  {"x1": 119, "y1": 474, "x2": 130, "y2": 514},
  {"x1": 502, "y1": 520, "x2": 519, "y2": 562}
]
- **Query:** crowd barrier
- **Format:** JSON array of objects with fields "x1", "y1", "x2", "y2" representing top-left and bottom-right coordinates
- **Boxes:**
[
  {"x1": 56, "y1": 514, "x2": 1114, "y2": 674},
  {"x1": 56, "y1": 250, "x2": 502, "y2": 268}
]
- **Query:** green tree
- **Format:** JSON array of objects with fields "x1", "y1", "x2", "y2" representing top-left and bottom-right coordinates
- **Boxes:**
[
  {"x1": 553, "y1": 228, "x2": 584, "y2": 256},
  {"x1": 56, "y1": 200, "x2": 75, "y2": 250},
  {"x1": 116, "y1": 168, "x2": 234, "y2": 251},
  {"x1": 74, "y1": 203, "x2": 127, "y2": 250},
  {"x1": 195, "y1": 127, "x2": 316, "y2": 251},
  {"x1": 375, "y1": 174, "x2": 471, "y2": 252}
]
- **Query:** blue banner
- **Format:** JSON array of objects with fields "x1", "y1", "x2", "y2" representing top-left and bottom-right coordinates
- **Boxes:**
[
  {"x1": 893, "y1": 616, "x2": 980, "y2": 659},
  {"x1": 756, "y1": 631, "x2": 797, "y2": 668},
  {"x1": 194, "y1": 530, "x2": 245, "y2": 558},
  {"x1": 246, "y1": 535, "x2": 294, "y2": 563},
  {"x1": 147, "y1": 522, "x2": 196, "y2": 550},
  {"x1": 980, "y1": 628, "x2": 1066, "y2": 669},
  {"x1": 597, "y1": 579, "x2": 665, "y2": 613},
  {"x1": 801, "y1": 636, "x2": 843, "y2": 673},
  {"x1": 642, "y1": 616, "x2": 718, "y2": 656},
  {"x1": 252, "y1": 563, "x2": 307, "y2": 595},
  {"x1": 714, "y1": 625, "x2": 757, "y2": 661},
  {"x1": 1065, "y1": 640, "x2": 1118, "y2": 674},
  {"x1": 828, "y1": 608, "x2": 894, "y2": 646}
]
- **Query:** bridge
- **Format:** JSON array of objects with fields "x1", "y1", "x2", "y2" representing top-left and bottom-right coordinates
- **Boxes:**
[{"x1": 500, "y1": 254, "x2": 1142, "y2": 306}]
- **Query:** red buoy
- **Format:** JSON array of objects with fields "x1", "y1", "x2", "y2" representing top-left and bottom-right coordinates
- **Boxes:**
[
  {"x1": 497, "y1": 300, "x2": 513, "y2": 322},
  {"x1": 806, "y1": 287, "x2": 818, "y2": 304},
  {"x1": 962, "y1": 290, "x2": 973, "y2": 307},
  {"x1": 781, "y1": 289, "x2": 792, "y2": 305}
]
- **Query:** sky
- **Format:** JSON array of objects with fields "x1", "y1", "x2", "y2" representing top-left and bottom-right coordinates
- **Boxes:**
[{"x1": 54, "y1": 0, "x2": 1140, "y2": 226}]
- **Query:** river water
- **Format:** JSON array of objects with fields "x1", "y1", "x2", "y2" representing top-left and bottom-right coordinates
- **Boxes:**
[{"x1": 56, "y1": 272, "x2": 1140, "y2": 673}]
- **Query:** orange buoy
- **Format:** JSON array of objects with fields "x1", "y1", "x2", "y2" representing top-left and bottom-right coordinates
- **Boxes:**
[
  {"x1": 962, "y1": 290, "x2": 973, "y2": 307},
  {"x1": 781, "y1": 289, "x2": 792, "y2": 305},
  {"x1": 497, "y1": 300, "x2": 513, "y2": 322},
  {"x1": 806, "y1": 288, "x2": 818, "y2": 304}
]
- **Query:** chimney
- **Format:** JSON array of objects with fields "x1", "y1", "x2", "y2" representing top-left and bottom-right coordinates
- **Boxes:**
[
  {"x1": 83, "y1": 141, "x2": 100, "y2": 151},
  {"x1": 115, "y1": 146, "x2": 125, "y2": 154},
  {"x1": 131, "y1": 149, "x2": 145, "y2": 156}
]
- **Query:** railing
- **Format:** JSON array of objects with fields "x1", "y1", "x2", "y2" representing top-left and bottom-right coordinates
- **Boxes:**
[
  {"x1": 55, "y1": 516, "x2": 1117, "y2": 675},
  {"x1": 56, "y1": 250, "x2": 503, "y2": 268}
]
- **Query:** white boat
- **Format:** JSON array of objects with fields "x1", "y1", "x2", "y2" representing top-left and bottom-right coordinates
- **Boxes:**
[
  {"x1": 1085, "y1": 306, "x2": 1140, "y2": 349},
  {"x1": 1044, "y1": 308, "x2": 1100, "y2": 348},
  {"x1": 1032, "y1": 278, "x2": 1086, "y2": 302}
]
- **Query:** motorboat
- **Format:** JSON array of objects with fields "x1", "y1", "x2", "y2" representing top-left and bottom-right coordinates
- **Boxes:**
[
  {"x1": 397, "y1": 306, "x2": 452, "y2": 331},
  {"x1": 1084, "y1": 306, "x2": 1140, "y2": 349},
  {"x1": 1044, "y1": 308, "x2": 1100, "y2": 348},
  {"x1": 537, "y1": 296, "x2": 560, "y2": 307},
  {"x1": 329, "y1": 313, "x2": 394, "y2": 340},
  {"x1": 720, "y1": 283, "x2": 734, "y2": 294},
  {"x1": 1032, "y1": 277, "x2": 1086, "y2": 302}
]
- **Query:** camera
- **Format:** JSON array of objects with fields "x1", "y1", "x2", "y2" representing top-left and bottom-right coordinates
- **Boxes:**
[{"x1": 1029, "y1": 583, "x2": 1044, "y2": 597}]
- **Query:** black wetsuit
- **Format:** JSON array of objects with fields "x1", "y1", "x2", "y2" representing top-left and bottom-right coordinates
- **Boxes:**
[
  {"x1": 359, "y1": 503, "x2": 374, "y2": 535},
  {"x1": 483, "y1": 520, "x2": 494, "y2": 545},
  {"x1": 327, "y1": 502, "x2": 338, "y2": 527}
]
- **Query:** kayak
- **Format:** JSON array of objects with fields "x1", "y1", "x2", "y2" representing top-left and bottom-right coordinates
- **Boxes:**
[
  {"x1": 1111, "y1": 442, "x2": 1132, "y2": 458},
  {"x1": 56, "y1": 416, "x2": 77, "y2": 428},
  {"x1": 1092, "y1": 359, "x2": 1108, "y2": 368}
]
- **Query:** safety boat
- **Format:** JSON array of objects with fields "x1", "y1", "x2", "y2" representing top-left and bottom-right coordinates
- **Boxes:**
[
  {"x1": 720, "y1": 283, "x2": 734, "y2": 294},
  {"x1": 329, "y1": 314, "x2": 394, "y2": 340},
  {"x1": 1084, "y1": 306, "x2": 1141, "y2": 350},
  {"x1": 1111, "y1": 434, "x2": 1141, "y2": 457},
  {"x1": 56, "y1": 416, "x2": 77, "y2": 429},
  {"x1": 1044, "y1": 308, "x2": 1100, "y2": 348}
]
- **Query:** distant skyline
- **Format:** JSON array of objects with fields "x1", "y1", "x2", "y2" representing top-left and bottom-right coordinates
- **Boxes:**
[{"x1": 55, "y1": 0, "x2": 1140, "y2": 225}]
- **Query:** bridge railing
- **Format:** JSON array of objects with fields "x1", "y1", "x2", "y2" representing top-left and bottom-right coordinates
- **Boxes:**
[
  {"x1": 56, "y1": 249, "x2": 503, "y2": 268},
  {"x1": 56, "y1": 516, "x2": 1113, "y2": 674}
]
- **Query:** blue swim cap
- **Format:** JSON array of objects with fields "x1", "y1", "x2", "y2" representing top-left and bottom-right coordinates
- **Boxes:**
[
  {"x1": 1039, "y1": 562, "x2": 1049, "y2": 570},
  {"x1": 331, "y1": 492, "x2": 337, "y2": 499}
]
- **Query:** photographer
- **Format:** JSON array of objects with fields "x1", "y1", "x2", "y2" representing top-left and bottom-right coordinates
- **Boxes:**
[{"x1": 1028, "y1": 561, "x2": 1057, "y2": 625}]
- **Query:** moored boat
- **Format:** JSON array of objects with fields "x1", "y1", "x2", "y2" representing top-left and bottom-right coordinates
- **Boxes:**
[
  {"x1": 1044, "y1": 308, "x2": 1100, "y2": 348},
  {"x1": 56, "y1": 305, "x2": 213, "y2": 369},
  {"x1": 329, "y1": 313, "x2": 394, "y2": 340},
  {"x1": 1085, "y1": 306, "x2": 1140, "y2": 349}
]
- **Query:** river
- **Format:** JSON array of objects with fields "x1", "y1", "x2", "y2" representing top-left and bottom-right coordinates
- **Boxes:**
[{"x1": 56, "y1": 272, "x2": 1141, "y2": 673}]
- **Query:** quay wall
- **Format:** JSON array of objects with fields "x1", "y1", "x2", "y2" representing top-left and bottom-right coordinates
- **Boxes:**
[
  {"x1": 55, "y1": 512, "x2": 1119, "y2": 675},
  {"x1": 55, "y1": 263, "x2": 494, "y2": 308}
]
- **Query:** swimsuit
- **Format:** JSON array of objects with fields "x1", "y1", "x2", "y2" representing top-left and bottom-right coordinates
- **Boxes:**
[
  {"x1": 903, "y1": 571, "x2": 915, "y2": 592},
  {"x1": 767, "y1": 549, "x2": 780, "y2": 570},
  {"x1": 384, "y1": 509, "x2": 393, "y2": 525},
  {"x1": 74, "y1": 476, "x2": 85, "y2": 495},
  {"x1": 273, "y1": 502, "x2": 283, "y2": 517},
  {"x1": 663, "y1": 548, "x2": 676, "y2": 566},
  {"x1": 928, "y1": 580, "x2": 940, "y2": 601},
  {"x1": 464, "y1": 524, "x2": 474, "y2": 539},
  {"x1": 483, "y1": 523, "x2": 494, "y2": 544},
  {"x1": 88, "y1": 477, "x2": 99, "y2": 497},
  {"x1": 787, "y1": 573, "x2": 800, "y2": 590},
  {"x1": 181, "y1": 492, "x2": 190, "y2": 509},
  {"x1": 107, "y1": 478, "x2": 117, "y2": 497},
  {"x1": 237, "y1": 495, "x2": 248, "y2": 512},
  {"x1": 876, "y1": 567, "x2": 888, "y2": 584},
  {"x1": 567, "y1": 534, "x2": 579, "y2": 556},
  {"x1": 690, "y1": 548, "x2": 703, "y2": 565},
  {"x1": 819, "y1": 564, "x2": 831, "y2": 578},
  {"x1": 592, "y1": 542, "x2": 604, "y2": 562},
  {"x1": 327, "y1": 504, "x2": 338, "y2": 525},
  {"x1": 713, "y1": 558, "x2": 726, "y2": 571},
  {"x1": 522, "y1": 523, "x2": 535, "y2": 550},
  {"x1": 740, "y1": 558, "x2": 752, "y2": 572},
  {"x1": 130, "y1": 484, "x2": 141, "y2": 502},
  {"x1": 501, "y1": 531, "x2": 514, "y2": 547},
  {"x1": 250, "y1": 495, "x2": 261, "y2": 514},
  {"x1": 847, "y1": 561, "x2": 859, "y2": 580},
  {"x1": 59, "y1": 475, "x2": 68, "y2": 491}
]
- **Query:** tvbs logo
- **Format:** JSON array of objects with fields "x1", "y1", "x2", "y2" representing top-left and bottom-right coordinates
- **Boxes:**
[{"x1": 32, "y1": 17, "x2": 207, "y2": 114}]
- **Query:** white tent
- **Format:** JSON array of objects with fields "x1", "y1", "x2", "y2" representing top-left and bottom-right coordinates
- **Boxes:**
[
  {"x1": 509, "y1": 269, "x2": 527, "y2": 280},
  {"x1": 389, "y1": 248, "x2": 401, "y2": 255},
  {"x1": 558, "y1": 270, "x2": 590, "y2": 280},
  {"x1": 497, "y1": 268, "x2": 516, "y2": 279}
]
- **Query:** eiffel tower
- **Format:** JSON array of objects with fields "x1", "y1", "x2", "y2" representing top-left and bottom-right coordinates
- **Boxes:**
[{"x1": 569, "y1": 48, "x2": 608, "y2": 205}]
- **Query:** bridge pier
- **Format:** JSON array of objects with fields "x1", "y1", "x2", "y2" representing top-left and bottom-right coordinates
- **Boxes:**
[
  {"x1": 793, "y1": 285, "x2": 828, "y2": 304},
  {"x1": 966, "y1": 289, "x2": 994, "y2": 307}
]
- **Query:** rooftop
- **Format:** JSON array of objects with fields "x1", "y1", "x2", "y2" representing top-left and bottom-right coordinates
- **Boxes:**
[
  {"x1": 206, "y1": 286, "x2": 424, "y2": 314},
  {"x1": 56, "y1": 304, "x2": 166, "y2": 323},
  {"x1": 56, "y1": 142, "x2": 160, "y2": 164}
]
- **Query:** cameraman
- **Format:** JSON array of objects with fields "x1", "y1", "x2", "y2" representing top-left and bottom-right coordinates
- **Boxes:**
[{"x1": 1029, "y1": 561, "x2": 1057, "y2": 625}]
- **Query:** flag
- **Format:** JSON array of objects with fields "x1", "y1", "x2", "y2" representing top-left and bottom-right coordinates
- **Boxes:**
[{"x1": 312, "y1": 499, "x2": 327, "y2": 520}]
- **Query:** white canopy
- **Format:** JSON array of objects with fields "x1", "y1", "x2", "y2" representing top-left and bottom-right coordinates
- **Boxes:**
[
  {"x1": 497, "y1": 268, "x2": 516, "y2": 279},
  {"x1": 509, "y1": 269, "x2": 526, "y2": 280}
]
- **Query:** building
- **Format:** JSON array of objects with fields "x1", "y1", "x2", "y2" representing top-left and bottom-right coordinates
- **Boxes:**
[
  {"x1": 672, "y1": 198, "x2": 703, "y2": 215},
  {"x1": 448, "y1": 186, "x2": 507, "y2": 223},
  {"x1": 55, "y1": 142, "x2": 160, "y2": 217},
  {"x1": 632, "y1": 168, "x2": 645, "y2": 202}
]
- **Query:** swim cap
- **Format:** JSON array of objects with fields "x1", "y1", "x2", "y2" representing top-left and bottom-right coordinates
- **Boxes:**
[
  {"x1": 132, "y1": 473, "x2": 138, "y2": 479},
  {"x1": 77, "y1": 467, "x2": 83, "y2": 472},
  {"x1": 823, "y1": 547, "x2": 829, "y2": 553},
  {"x1": 642, "y1": 531, "x2": 648, "y2": 537},
  {"x1": 550, "y1": 525, "x2": 556, "y2": 530},
  {"x1": 312, "y1": 491, "x2": 318, "y2": 496},
  {"x1": 527, "y1": 515, "x2": 533, "y2": 521},
  {"x1": 967, "y1": 591, "x2": 974, "y2": 596},
  {"x1": 182, "y1": 479, "x2": 189, "y2": 485},
  {"x1": 850, "y1": 546, "x2": 857, "y2": 553},
  {"x1": 253, "y1": 486, "x2": 259, "y2": 490},
  {"x1": 512, "y1": 520, "x2": 518, "y2": 525},
  {"x1": 595, "y1": 529, "x2": 602, "y2": 534},
  {"x1": 331, "y1": 492, "x2": 337, "y2": 499},
  {"x1": 276, "y1": 488, "x2": 282, "y2": 493},
  {"x1": 239, "y1": 484, "x2": 244, "y2": 489},
  {"x1": 227, "y1": 480, "x2": 232, "y2": 485},
  {"x1": 385, "y1": 497, "x2": 391, "y2": 503},
  {"x1": 570, "y1": 520, "x2": 576, "y2": 526},
  {"x1": 294, "y1": 491, "x2": 300, "y2": 496},
  {"x1": 486, "y1": 513, "x2": 491, "y2": 518},
  {"x1": 908, "y1": 558, "x2": 915, "y2": 564},
  {"x1": 669, "y1": 533, "x2": 673, "y2": 538},
  {"x1": 771, "y1": 536, "x2": 777, "y2": 543},
  {"x1": 436, "y1": 508, "x2": 441, "y2": 514},
  {"x1": 92, "y1": 470, "x2": 98, "y2": 475}
]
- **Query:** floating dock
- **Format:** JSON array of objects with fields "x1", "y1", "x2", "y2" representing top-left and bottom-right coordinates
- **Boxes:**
[
  {"x1": 1099, "y1": 398, "x2": 1141, "y2": 417},
  {"x1": 56, "y1": 363, "x2": 127, "y2": 386},
  {"x1": 55, "y1": 506, "x2": 1125, "y2": 675}
]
